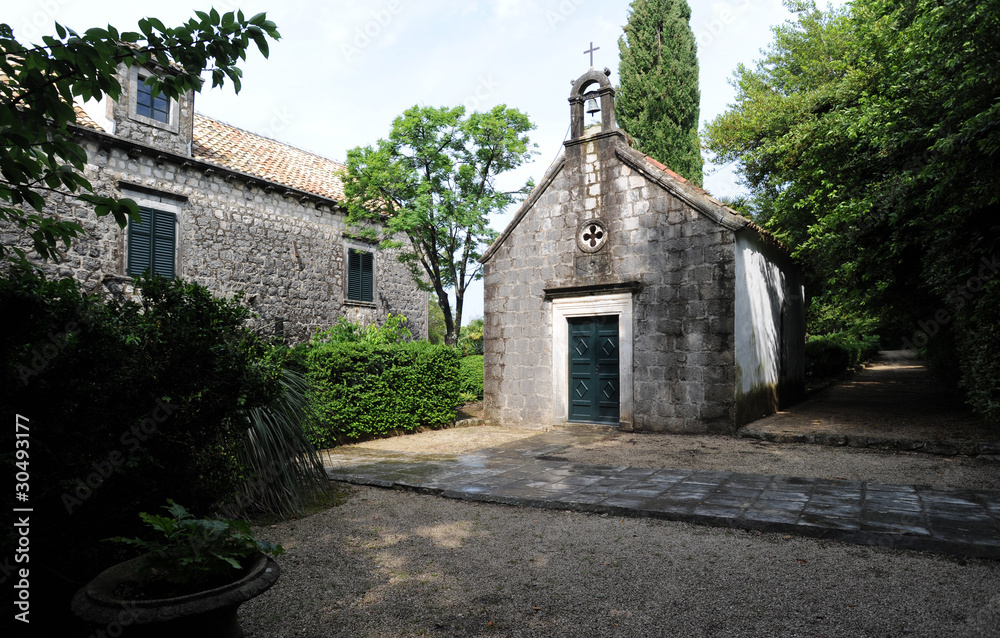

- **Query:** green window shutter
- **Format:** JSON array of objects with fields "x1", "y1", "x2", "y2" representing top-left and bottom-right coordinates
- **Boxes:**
[
  {"x1": 348, "y1": 249, "x2": 361, "y2": 300},
  {"x1": 360, "y1": 250, "x2": 373, "y2": 302},
  {"x1": 348, "y1": 249, "x2": 374, "y2": 302},
  {"x1": 151, "y1": 210, "x2": 176, "y2": 278},
  {"x1": 127, "y1": 208, "x2": 152, "y2": 276},
  {"x1": 128, "y1": 207, "x2": 175, "y2": 278}
]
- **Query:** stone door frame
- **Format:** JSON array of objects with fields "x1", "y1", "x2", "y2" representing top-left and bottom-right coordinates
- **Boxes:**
[{"x1": 551, "y1": 293, "x2": 633, "y2": 428}]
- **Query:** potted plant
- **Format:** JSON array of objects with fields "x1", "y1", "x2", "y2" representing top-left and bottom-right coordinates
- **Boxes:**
[{"x1": 72, "y1": 500, "x2": 283, "y2": 637}]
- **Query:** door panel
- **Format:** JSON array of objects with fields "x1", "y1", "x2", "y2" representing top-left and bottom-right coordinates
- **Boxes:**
[{"x1": 568, "y1": 316, "x2": 620, "y2": 424}]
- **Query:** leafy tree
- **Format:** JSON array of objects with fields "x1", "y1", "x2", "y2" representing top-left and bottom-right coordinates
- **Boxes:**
[
  {"x1": 0, "y1": 10, "x2": 280, "y2": 263},
  {"x1": 704, "y1": 0, "x2": 1000, "y2": 421},
  {"x1": 616, "y1": 0, "x2": 703, "y2": 185},
  {"x1": 428, "y1": 299, "x2": 447, "y2": 344},
  {"x1": 704, "y1": 1, "x2": 868, "y2": 329},
  {"x1": 459, "y1": 316, "x2": 485, "y2": 356},
  {"x1": 341, "y1": 104, "x2": 536, "y2": 346}
]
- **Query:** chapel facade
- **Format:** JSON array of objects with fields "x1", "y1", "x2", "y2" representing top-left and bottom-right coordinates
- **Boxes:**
[
  {"x1": 480, "y1": 68, "x2": 805, "y2": 433},
  {"x1": 3, "y1": 62, "x2": 428, "y2": 341}
]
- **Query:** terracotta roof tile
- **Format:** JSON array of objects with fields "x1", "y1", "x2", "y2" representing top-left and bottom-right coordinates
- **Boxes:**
[
  {"x1": 192, "y1": 114, "x2": 345, "y2": 201},
  {"x1": 642, "y1": 154, "x2": 688, "y2": 184},
  {"x1": 72, "y1": 104, "x2": 105, "y2": 132}
]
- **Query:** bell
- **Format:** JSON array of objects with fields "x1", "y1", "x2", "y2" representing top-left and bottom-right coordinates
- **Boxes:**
[{"x1": 585, "y1": 95, "x2": 600, "y2": 116}]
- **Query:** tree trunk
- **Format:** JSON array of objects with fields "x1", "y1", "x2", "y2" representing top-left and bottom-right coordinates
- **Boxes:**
[{"x1": 437, "y1": 291, "x2": 457, "y2": 347}]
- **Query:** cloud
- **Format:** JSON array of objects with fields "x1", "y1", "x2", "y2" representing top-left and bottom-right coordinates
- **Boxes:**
[{"x1": 493, "y1": 0, "x2": 538, "y2": 20}]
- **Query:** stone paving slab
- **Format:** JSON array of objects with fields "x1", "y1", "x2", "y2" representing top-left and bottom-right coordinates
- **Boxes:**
[{"x1": 325, "y1": 445, "x2": 1000, "y2": 560}]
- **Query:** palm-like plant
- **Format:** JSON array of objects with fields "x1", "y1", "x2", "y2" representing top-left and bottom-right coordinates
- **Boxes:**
[{"x1": 231, "y1": 367, "x2": 328, "y2": 517}]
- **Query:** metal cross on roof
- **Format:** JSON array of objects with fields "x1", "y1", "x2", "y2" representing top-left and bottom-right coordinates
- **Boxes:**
[{"x1": 584, "y1": 42, "x2": 600, "y2": 67}]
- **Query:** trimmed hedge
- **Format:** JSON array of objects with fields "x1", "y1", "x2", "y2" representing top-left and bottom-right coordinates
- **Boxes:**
[
  {"x1": 459, "y1": 355, "x2": 484, "y2": 401},
  {"x1": 302, "y1": 340, "x2": 460, "y2": 447},
  {"x1": 805, "y1": 331, "x2": 880, "y2": 379}
]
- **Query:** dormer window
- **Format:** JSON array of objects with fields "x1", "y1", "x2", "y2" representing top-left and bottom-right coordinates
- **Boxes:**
[
  {"x1": 127, "y1": 65, "x2": 180, "y2": 133},
  {"x1": 136, "y1": 75, "x2": 170, "y2": 123}
]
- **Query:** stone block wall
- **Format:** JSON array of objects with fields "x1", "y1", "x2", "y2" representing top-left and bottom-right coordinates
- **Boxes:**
[
  {"x1": 483, "y1": 180, "x2": 562, "y2": 428},
  {"x1": 628, "y1": 186, "x2": 737, "y2": 434},
  {"x1": 2, "y1": 136, "x2": 428, "y2": 343}
]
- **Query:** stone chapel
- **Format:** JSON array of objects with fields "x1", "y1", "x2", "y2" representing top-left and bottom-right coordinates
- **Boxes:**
[
  {"x1": 3, "y1": 61, "x2": 428, "y2": 342},
  {"x1": 480, "y1": 68, "x2": 805, "y2": 433}
]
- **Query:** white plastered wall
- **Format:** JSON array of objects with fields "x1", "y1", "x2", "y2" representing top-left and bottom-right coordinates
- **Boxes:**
[{"x1": 734, "y1": 233, "x2": 786, "y2": 400}]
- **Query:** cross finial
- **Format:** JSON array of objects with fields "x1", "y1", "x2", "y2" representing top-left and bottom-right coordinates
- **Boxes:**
[{"x1": 584, "y1": 42, "x2": 600, "y2": 67}]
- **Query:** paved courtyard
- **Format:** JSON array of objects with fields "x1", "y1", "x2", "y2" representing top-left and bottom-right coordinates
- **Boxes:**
[
  {"x1": 325, "y1": 426, "x2": 1000, "y2": 560},
  {"x1": 325, "y1": 353, "x2": 1000, "y2": 559}
]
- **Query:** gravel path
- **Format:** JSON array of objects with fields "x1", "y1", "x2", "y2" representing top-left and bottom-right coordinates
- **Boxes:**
[
  {"x1": 241, "y1": 485, "x2": 1000, "y2": 637},
  {"x1": 241, "y1": 355, "x2": 1000, "y2": 636},
  {"x1": 243, "y1": 424, "x2": 1000, "y2": 637}
]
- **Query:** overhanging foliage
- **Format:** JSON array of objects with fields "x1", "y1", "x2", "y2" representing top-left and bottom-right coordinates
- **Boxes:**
[{"x1": 0, "y1": 11, "x2": 279, "y2": 263}]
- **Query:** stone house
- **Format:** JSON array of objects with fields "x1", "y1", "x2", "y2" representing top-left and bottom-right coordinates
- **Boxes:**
[
  {"x1": 480, "y1": 68, "x2": 805, "y2": 433},
  {"x1": 3, "y1": 62, "x2": 427, "y2": 341}
]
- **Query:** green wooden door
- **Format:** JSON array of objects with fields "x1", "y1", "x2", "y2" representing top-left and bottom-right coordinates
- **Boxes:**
[{"x1": 568, "y1": 316, "x2": 620, "y2": 424}]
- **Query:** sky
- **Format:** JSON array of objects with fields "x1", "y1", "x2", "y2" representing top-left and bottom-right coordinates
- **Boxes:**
[{"x1": 8, "y1": 0, "x2": 847, "y2": 324}]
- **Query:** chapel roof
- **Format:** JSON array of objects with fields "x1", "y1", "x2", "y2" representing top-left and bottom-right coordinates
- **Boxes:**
[
  {"x1": 627, "y1": 148, "x2": 787, "y2": 254},
  {"x1": 480, "y1": 143, "x2": 790, "y2": 264}
]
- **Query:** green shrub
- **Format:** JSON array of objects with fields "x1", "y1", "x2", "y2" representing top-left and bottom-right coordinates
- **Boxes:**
[
  {"x1": 804, "y1": 331, "x2": 880, "y2": 378},
  {"x1": 950, "y1": 283, "x2": 1000, "y2": 424},
  {"x1": 1, "y1": 270, "x2": 273, "y2": 520},
  {"x1": 301, "y1": 339, "x2": 460, "y2": 447},
  {"x1": 313, "y1": 313, "x2": 412, "y2": 345},
  {"x1": 458, "y1": 354, "x2": 484, "y2": 401},
  {"x1": 0, "y1": 268, "x2": 322, "y2": 627}
]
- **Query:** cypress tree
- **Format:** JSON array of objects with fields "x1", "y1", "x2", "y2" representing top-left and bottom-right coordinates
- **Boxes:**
[{"x1": 616, "y1": 0, "x2": 703, "y2": 186}]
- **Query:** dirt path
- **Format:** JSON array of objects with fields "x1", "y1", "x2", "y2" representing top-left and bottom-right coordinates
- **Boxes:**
[{"x1": 741, "y1": 350, "x2": 999, "y2": 451}]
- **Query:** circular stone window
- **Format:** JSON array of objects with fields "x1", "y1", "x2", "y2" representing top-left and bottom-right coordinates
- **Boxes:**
[{"x1": 576, "y1": 219, "x2": 609, "y2": 253}]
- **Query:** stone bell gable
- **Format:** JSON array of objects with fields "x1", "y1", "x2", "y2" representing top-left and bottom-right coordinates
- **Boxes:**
[{"x1": 480, "y1": 68, "x2": 804, "y2": 434}]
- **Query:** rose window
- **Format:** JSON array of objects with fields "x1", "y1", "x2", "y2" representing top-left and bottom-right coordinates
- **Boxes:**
[
  {"x1": 583, "y1": 225, "x2": 603, "y2": 247},
  {"x1": 576, "y1": 219, "x2": 608, "y2": 252}
]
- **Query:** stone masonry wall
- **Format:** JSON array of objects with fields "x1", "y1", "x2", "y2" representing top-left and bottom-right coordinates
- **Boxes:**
[
  {"x1": 484, "y1": 128, "x2": 737, "y2": 433},
  {"x1": 2, "y1": 136, "x2": 428, "y2": 343}
]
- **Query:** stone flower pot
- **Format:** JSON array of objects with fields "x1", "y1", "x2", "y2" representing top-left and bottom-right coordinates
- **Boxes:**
[{"x1": 71, "y1": 553, "x2": 280, "y2": 638}]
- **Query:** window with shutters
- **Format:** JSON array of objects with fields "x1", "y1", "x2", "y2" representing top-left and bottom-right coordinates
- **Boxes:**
[
  {"x1": 127, "y1": 207, "x2": 176, "y2": 278},
  {"x1": 347, "y1": 248, "x2": 374, "y2": 303}
]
